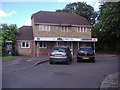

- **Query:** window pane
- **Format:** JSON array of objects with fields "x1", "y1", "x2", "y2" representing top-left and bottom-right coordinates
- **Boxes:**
[
  {"x1": 49, "y1": 26, "x2": 50, "y2": 31},
  {"x1": 22, "y1": 42, "x2": 25, "y2": 47},
  {"x1": 65, "y1": 27, "x2": 68, "y2": 31},
  {"x1": 26, "y1": 42, "x2": 29, "y2": 47},
  {"x1": 43, "y1": 42, "x2": 46, "y2": 47},
  {"x1": 39, "y1": 42, "x2": 42, "y2": 47},
  {"x1": 61, "y1": 26, "x2": 63, "y2": 31},
  {"x1": 42, "y1": 25, "x2": 44, "y2": 31}
]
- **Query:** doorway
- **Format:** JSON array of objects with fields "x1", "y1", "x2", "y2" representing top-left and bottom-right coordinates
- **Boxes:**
[{"x1": 67, "y1": 42, "x2": 73, "y2": 55}]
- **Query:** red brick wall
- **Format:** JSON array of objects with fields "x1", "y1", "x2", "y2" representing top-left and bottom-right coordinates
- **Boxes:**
[
  {"x1": 33, "y1": 25, "x2": 91, "y2": 38},
  {"x1": 17, "y1": 41, "x2": 34, "y2": 56},
  {"x1": 35, "y1": 41, "x2": 55, "y2": 56},
  {"x1": 17, "y1": 41, "x2": 93, "y2": 56}
]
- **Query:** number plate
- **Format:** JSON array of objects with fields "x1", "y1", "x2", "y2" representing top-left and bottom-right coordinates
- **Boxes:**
[
  {"x1": 55, "y1": 54, "x2": 62, "y2": 56},
  {"x1": 83, "y1": 57, "x2": 89, "y2": 59}
]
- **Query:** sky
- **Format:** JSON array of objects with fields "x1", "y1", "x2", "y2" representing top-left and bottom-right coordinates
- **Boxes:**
[{"x1": 0, "y1": 0, "x2": 101, "y2": 28}]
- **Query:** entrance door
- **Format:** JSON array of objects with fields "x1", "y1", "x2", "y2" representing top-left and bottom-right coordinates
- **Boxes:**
[{"x1": 67, "y1": 42, "x2": 73, "y2": 55}]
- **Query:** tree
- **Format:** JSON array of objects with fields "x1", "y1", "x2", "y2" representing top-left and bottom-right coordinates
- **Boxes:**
[
  {"x1": 0, "y1": 24, "x2": 19, "y2": 56},
  {"x1": 92, "y1": 2, "x2": 120, "y2": 52},
  {"x1": 56, "y1": 2, "x2": 98, "y2": 25}
]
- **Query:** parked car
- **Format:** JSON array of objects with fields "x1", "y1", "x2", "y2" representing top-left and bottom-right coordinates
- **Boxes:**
[
  {"x1": 77, "y1": 47, "x2": 95, "y2": 62},
  {"x1": 49, "y1": 46, "x2": 72, "y2": 64}
]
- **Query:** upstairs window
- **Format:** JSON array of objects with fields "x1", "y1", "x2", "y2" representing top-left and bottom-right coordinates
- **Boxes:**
[
  {"x1": 39, "y1": 42, "x2": 47, "y2": 48},
  {"x1": 21, "y1": 41, "x2": 30, "y2": 48},
  {"x1": 77, "y1": 27, "x2": 88, "y2": 32},
  {"x1": 77, "y1": 27, "x2": 81, "y2": 32},
  {"x1": 39, "y1": 25, "x2": 50, "y2": 31},
  {"x1": 61, "y1": 26, "x2": 68, "y2": 32}
]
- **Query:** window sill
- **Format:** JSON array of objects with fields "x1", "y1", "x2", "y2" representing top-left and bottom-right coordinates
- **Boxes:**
[{"x1": 21, "y1": 47, "x2": 30, "y2": 48}]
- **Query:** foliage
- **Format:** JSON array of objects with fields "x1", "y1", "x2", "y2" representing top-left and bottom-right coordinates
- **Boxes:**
[
  {"x1": 0, "y1": 24, "x2": 19, "y2": 56},
  {"x1": 56, "y1": 2, "x2": 98, "y2": 25},
  {"x1": 92, "y1": 2, "x2": 120, "y2": 52}
]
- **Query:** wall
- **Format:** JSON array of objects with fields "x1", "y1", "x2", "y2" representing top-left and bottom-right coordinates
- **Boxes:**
[
  {"x1": 35, "y1": 41, "x2": 55, "y2": 56},
  {"x1": 33, "y1": 25, "x2": 91, "y2": 38},
  {"x1": 17, "y1": 41, "x2": 34, "y2": 56}
]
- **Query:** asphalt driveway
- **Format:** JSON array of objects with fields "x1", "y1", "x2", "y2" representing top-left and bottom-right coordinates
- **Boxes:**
[
  {"x1": 2, "y1": 54, "x2": 118, "y2": 88},
  {"x1": 2, "y1": 56, "x2": 49, "y2": 74}
]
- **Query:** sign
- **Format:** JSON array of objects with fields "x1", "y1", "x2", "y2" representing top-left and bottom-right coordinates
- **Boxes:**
[
  {"x1": 57, "y1": 38, "x2": 63, "y2": 41},
  {"x1": 34, "y1": 37, "x2": 97, "y2": 42}
]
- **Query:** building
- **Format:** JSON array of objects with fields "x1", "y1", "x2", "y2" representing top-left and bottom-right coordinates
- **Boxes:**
[{"x1": 16, "y1": 11, "x2": 97, "y2": 56}]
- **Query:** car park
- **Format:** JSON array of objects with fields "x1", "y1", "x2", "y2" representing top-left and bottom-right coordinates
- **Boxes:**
[
  {"x1": 49, "y1": 46, "x2": 72, "y2": 64},
  {"x1": 77, "y1": 47, "x2": 95, "y2": 62}
]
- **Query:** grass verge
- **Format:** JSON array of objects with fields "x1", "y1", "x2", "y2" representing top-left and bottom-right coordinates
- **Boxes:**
[{"x1": 1, "y1": 56, "x2": 16, "y2": 61}]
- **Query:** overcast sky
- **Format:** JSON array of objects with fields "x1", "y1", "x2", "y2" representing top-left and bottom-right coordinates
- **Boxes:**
[{"x1": 0, "y1": 0, "x2": 102, "y2": 28}]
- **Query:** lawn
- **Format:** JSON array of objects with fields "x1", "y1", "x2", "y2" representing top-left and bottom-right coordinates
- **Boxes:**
[{"x1": 1, "y1": 56, "x2": 16, "y2": 61}]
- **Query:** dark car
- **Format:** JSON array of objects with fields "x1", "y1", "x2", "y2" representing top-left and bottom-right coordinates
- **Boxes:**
[
  {"x1": 49, "y1": 46, "x2": 72, "y2": 64},
  {"x1": 77, "y1": 47, "x2": 95, "y2": 62}
]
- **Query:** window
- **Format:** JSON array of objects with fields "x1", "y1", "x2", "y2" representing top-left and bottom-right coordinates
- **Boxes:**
[
  {"x1": 39, "y1": 42, "x2": 47, "y2": 48},
  {"x1": 61, "y1": 26, "x2": 68, "y2": 32},
  {"x1": 85, "y1": 27, "x2": 88, "y2": 32},
  {"x1": 78, "y1": 27, "x2": 87, "y2": 32},
  {"x1": 39, "y1": 25, "x2": 50, "y2": 31},
  {"x1": 77, "y1": 27, "x2": 81, "y2": 32},
  {"x1": 21, "y1": 41, "x2": 30, "y2": 48},
  {"x1": 82, "y1": 27, "x2": 85, "y2": 32}
]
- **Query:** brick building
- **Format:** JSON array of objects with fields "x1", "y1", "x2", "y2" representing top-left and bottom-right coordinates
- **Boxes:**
[{"x1": 16, "y1": 11, "x2": 97, "y2": 56}]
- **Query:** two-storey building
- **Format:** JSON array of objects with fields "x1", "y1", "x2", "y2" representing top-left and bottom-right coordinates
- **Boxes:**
[{"x1": 16, "y1": 11, "x2": 97, "y2": 56}]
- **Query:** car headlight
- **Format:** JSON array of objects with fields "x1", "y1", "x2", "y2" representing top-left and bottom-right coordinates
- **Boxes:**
[
  {"x1": 80, "y1": 50, "x2": 84, "y2": 53},
  {"x1": 90, "y1": 52, "x2": 94, "y2": 55}
]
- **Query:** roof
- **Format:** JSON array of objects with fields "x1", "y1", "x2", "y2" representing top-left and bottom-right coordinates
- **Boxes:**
[
  {"x1": 31, "y1": 11, "x2": 91, "y2": 26},
  {"x1": 16, "y1": 26, "x2": 33, "y2": 40}
]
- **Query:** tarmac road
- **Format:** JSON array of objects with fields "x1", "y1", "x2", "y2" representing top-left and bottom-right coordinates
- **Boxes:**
[{"x1": 2, "y1": 54, "x2": 118, "y2": 88}]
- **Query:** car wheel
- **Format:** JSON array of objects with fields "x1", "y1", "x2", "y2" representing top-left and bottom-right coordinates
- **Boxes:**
[
  {"x1": 92, "y1": 60, "x2": 95, "y2": 63},
  {"x1": 66, "y1": 60, "x2": 70, "y2": 65},
  {"x1": 77, "y1": 59, "x2": 80, "y2": 62},
  {"x1": 49, "y1": 61, "x2": 54, "y2": 64}
]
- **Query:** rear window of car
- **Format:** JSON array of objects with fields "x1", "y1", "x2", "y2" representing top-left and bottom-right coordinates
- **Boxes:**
[
  {"x1": 52, "y1": 47, "x2": 67, "y2": 52},
  {"x1": 79, "y1": 47, "x2": 93, "y2": 51}
]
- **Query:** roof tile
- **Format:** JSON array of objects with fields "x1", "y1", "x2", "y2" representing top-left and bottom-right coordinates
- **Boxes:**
[
  {"x1": 16, "y1": 26, "x2": 33, "y2": 40},
  {"x1": 32, "y1": 11, "x2": 91, "y2": 26}
]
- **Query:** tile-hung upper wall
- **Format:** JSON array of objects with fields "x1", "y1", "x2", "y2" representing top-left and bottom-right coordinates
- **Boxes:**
[{"x1": 33, "y1": 24, "x2": 91, "y2": 38}]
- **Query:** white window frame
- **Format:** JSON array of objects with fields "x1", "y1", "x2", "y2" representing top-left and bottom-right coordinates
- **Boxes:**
[
  {"x1": 39, "y1": 41, "x2": 47, "y2": 48},
  {"x1": 61, "y1": 26, "x2": 68, "y2": 32},
  {"x1": 85, "y1": 27, "x2": 88, "y2": 32},
  {"x1": 39, "y1": 25, "x2": 50, "y2": 31},
  {"x1": 81, "y1": 27, "x2": 85, "y2": 32},
  {"x1": 21, "y1": 41, "x2": 30, "y2": 48},
  {"x1": 77, "y1": 27, "x2": 81, "y2": 32}
]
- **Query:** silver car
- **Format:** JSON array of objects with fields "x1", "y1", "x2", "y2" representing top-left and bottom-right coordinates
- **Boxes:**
[{"x1": 49, "y1": 46, "x2": 72, "y2": 64}]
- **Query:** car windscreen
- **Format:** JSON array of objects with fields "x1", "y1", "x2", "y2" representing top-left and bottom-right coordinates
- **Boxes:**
[
  {"x1": 79, "y1": 48, "x2": 93, "y2": 51},
  {"x1": 52, "y1": 47, "x2": 66, "y2": 52}
]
